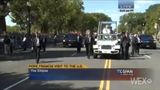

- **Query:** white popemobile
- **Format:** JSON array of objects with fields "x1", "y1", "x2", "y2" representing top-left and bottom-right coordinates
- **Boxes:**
[{"x1": 93, "y1": 21, "x2": 121, "y2": 58}]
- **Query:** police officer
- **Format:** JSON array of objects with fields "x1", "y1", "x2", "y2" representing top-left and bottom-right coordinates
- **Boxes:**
[
  {"x1": 121, "y1": 32, "x2": 130, "y2": 60},
  {"x1": 76, "y1": 33, "x2": 82, "y2": 53},
  {"x1": 84, "y1": 30, "x2": 92, "y2": 59}
]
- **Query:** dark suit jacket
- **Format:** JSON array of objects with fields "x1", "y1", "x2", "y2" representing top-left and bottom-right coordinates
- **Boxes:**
[{"x1": 121, "y1": 36, "x2": 130, "y2": 48}]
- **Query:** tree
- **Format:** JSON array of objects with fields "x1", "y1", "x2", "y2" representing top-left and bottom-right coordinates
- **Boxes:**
[
  {"x1": 81, "y1": 13, "x2": 111, "y2": 33},
  {"x1": 10, "y1": 0, "x2": 84, "y2": 34},
  {"x1": 0, "y1": 0, "x2": 10, "y2": 33},
  {"x1": 145, "y1": 4, "x2": 160, "y2": 35},
  {"x1": 119, "y1": 13, "x2": 145, "y2": 33},
  {"x1": 9, "y1": 0, "x2": 29, "y2": 31},
  {"x1": 6, "y1": 25, "x2": 20, "y2": 32},
  {"x1": 9, "y1": 0, "x2": 111, "y2": 34}
]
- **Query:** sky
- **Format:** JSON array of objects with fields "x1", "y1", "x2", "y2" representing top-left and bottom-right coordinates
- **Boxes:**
[
  {"x1": 83, "y1": 0, "x2": 160, "y2": 24},
  {"x1": 6, "y1": 0, "x2": 160, "y2": 26}
]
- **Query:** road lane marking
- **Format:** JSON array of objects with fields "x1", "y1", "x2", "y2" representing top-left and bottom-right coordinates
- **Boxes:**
[
  {"x1": 106, "y1": 59, "x2": 111, "y2": 90},
  {"x1": 99, "y1": 59, "x2": 109, "y2": 90},
  {"x1": 3, "y1": 77, "x2": 29, "y2": 90},
  {"x1": 71, "y1": 52, "x2": 77, "y2": 56},
  {"x1": 144, "y1": 55, "x2": 151, "y2": 59}
]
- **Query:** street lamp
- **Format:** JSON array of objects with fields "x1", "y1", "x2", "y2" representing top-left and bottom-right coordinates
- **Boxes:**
[{"x1": 26, "y1": 1, "x2": 31, "y2": 34}]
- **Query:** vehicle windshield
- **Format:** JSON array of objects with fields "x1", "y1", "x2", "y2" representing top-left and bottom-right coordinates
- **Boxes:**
[
  {"x1": 140, "y1": 35, "x2": 154, "y2": 41},
  {"x1": 98, "y1": 34, "x2": 117, "y2": 40},
  {"x1": 65, "y1": 34, "x2": 77, "y2": 40}
]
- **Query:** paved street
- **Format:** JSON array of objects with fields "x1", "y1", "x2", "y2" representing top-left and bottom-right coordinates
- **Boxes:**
[{"x1": 0, "y1": 46, "x2": 160, "y2": 90}]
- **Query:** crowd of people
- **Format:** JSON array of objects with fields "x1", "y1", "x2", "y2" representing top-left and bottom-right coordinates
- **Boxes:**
[
  {"x1": 75, "y1": 30, "x2": 142, "y2": 60},
  {"x1": 120, "y1": 32, "x2": 141, "y2": 59},
  {"x1": 0, "y1": 30, "x2": 142, "y2": 63},
  {"x1": 2, "y1": 32, "x2": 24, "y2": 55},
  {"x1": 1, "y1": 32, "x2": 48, "y2": 63}
]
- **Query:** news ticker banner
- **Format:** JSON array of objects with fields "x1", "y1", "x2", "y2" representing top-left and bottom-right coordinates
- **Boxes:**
[
  {"x1": 28, "y1": 64, "x2": 152, "y2": 80},
  {"x1": 28, "y1": 64, "x2": 88, "y2": 69},
  {"x1": 118, "y1": 0, "x2": 134, "y2": 12}
]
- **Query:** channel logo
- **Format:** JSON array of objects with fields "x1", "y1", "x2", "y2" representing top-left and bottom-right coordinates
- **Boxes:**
[{"x1": 116, "y1": 69, "x2": 134, "y2": 76}]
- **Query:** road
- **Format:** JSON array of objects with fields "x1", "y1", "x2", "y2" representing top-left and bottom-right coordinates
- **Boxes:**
[{"x1": 0, "y1": 46, "x2": 160, "y2": 90}]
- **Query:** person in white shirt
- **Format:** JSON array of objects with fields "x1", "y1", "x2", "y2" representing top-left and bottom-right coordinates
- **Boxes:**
[
  {"x1": 102, "y1": 25, "x2": 113, "y2": 34},
  {"x1": 33, "y1": 33, "x2": 41, "y2": 64},
  {"x1": 22, "y1": 35, "x2": 27, "y2": 51},
  {"x1": 136, "y1": 33, "x2": 141, "y2": 55}
]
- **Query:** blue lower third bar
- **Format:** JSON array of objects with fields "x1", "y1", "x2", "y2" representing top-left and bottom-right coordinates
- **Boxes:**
[
  {"x1": 29, "y1": 69, "x2": 107, "y2": 80},
  {"x1": 29, "y1": 68, "x2": 151, "y2": 80}
]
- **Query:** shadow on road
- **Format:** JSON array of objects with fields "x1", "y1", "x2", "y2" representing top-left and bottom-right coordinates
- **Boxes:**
[
  {"x1": 0, "y1": 48, "x2": 154, "y2": 61},
  {"x1": 0, "y1": 49, "x2": 75, "y2": 61},
  {"x1": 73, "y1": 51, "x2": 150, "y2": 61},
  {"x1": 0, "y1": 72, "x2": 98, "y2": 90},
  {"x1": 0, "y1": 72, "x2": 27, "y2": 90},
  {"x1": 73, "y1": 51, "x2": 122, "y2": 60},
  {"x1": 11, "y1": 80, "x2": 98, "y2": 90}
]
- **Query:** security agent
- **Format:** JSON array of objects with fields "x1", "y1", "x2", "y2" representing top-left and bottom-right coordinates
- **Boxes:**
[
  {"x1": 84, "y1": 30, "x2": 93, "y2": 59},
  {"x1": 40, "y1": 33, "x2": 47, "y2": 52},
  {"x1": 121, "y1": 32, "x2": 130, "y2": 60},
  {"x1": 33, "y1": 33, "x2": 41, "y2": 64},
  {"x1": 76, "y1": 33, "x2": 82, "y2": 53}
]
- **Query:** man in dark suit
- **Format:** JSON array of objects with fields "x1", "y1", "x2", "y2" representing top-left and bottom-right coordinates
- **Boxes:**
[
  {"x1": 76, "y1": 33, "x2": 82, "y2": 53},
  {"x1": 40, "y1": 33, "x2": 47, "y2": 52},
  {"x1": 121, "y1": 32, "x2": 130, "y2": 60},
  {"x1": 84, "y1": 30, "x2": 93, "y2": 59}
]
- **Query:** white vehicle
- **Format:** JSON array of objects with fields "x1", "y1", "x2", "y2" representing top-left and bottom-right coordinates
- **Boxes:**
[{"x1": 93, "y1": 21, "x2": 121, "y2": 58}]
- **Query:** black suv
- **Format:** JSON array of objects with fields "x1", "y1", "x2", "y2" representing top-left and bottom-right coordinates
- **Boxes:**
[
  {"x1": 63, "y1": 33, "x2": 77, "y2": 47},
  {"x1": 139, "y1": 35, "x2": 156, "y2": 49}
]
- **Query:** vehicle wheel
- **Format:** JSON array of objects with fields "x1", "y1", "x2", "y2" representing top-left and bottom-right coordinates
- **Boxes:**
[
  {"x1": 153, "y1": 46, "x2": 157, "y2": 49},
  {"x1": 93, "y1": 54, "x2": 97, "y2": 59}
]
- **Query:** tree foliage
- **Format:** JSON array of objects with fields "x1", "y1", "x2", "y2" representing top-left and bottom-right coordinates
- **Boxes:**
[
  {"x1": 9, "y1": 0, "x2": 111, "y2": 34},
  {"x1": 81, "y1": 13, "x2": 111, "y2": 33},
  {"x1": 119, "y1": 13, "x2": 145, "y2": 33},
  {"x1": 6, "y1": 25, "x2": 20, "y2": 32},
  {"x1": 0, "y1": 0, "x2": 11, "y2": 33},
  {"x1": 145, "y1": 4, "x2": 160, "y2": 35},
  {"x1": 119, "y1": 4, "x2": 160, "y2": 35}
]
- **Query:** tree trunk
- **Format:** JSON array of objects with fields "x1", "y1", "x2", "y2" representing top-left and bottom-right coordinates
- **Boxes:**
[
  {"x1": 41, "y1": 22, "x2": 48, "y2": 33},
  {"x1": 0, "y1": 16, "x2": 6, "y2": 33}
]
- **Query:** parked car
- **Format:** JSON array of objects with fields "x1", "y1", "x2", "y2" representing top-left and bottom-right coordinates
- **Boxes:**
[
  {"x1": 139, "y1": 35, "x2": 156, "y2": 49},
  {"x1": 63, "y1": 33, "x2": 77, "y2": 47}
]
